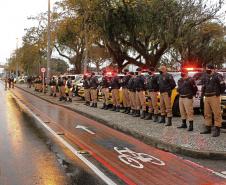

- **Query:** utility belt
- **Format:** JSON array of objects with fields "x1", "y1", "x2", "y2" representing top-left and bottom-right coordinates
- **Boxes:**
[
  {"x1": 129, "y1": 89, "x2": 136, "y2": 92},
  {"x1": 148, "y1": 89, "x2": 158, "y2": 92},
  {"x1": 90, "y1": 87, "x2": 97, "y2": 90},
  {"x1": 180, "y1": 94, "x2": 192, "y2": 99},
  {"x1": 205, "y1": 92, "x2": 217, "y2": 97},
  {"x1": 136, "y1": 88, "x2": 145, "y2": 92}
]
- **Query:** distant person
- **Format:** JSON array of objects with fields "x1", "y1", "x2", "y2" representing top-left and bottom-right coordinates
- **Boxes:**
[{"x1": 90, "y1": 72, "x2": 99, "y2": 108}]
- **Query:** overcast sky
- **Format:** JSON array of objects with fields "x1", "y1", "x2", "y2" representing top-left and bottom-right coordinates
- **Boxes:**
[{"x1": 0, "y1": 0, "x2": 225, "y2": 65}]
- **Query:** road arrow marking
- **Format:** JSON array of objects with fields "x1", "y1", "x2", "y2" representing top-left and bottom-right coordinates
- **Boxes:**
[{"x1": 76, "y1": 125, "x2": 95, "y2": 135}]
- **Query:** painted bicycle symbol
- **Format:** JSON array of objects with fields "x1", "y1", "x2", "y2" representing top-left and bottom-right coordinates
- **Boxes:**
[{"x1": 114, "y1": 147, "x2": 165, "y2": 169}]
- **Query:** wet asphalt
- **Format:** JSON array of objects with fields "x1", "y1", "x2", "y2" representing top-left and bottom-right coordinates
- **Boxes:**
[{"x1": 0, "y1": 86, "x2": 72, "y2": 185}]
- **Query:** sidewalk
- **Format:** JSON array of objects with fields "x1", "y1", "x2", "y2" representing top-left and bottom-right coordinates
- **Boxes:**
[{"x1": 15, "y1": 84, "x2": 226, "y2": 159}]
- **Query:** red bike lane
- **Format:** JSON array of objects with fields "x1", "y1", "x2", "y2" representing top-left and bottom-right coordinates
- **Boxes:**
[{"x1": 12, "y1": 88, "x2": 226, "y2": 185}]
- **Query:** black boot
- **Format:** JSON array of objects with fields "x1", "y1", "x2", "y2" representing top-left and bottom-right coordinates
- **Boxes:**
[
  {"x1": 129, "y1": 109, "x2": 134, "y2": 115},
  {"x1": 140, "y1": 111, "x2": 146, "y2": 119},
  {"x1": 188, "y1": 121, "x2": 193, "y2": 131},
  {"x1": 111, "y1": 106, "x2": 116, "y2": 111},
  {"x1": 133, "y1": 110, "x2": 140, "y2": 117},
  {"x1": 212, "y1": 126, "x2": 220, "y2": 137},
  {"x1": 200, "y1": 126, "x2": 211, "y2": 134},
  {"x1": 116, "y1": 106, "x2": 120, "y2": 112},
  {"x1": 153, "y1": 114, "x2": 158, "y2": 122},
  {"x1": 94, "y1": 103, "x2": 97, "y2": 108},
  {"x1": 121, "y1": 108, "x2": 126, "y2": 113},
  {"x1": 158, "y1": 116, "x2": 166, "y2": 123},
  {"x1": 177, "y1": 119, "x2": 187, "y2": 129},
  {"x1": 90, "y1": 103, "x2": 94, "y2": 107},
  {"x1": 144, "y1": 113, "x2": 152, "y2": 120},
  {"x1": 104, "y1": 104, "x2": 109, "y2": 110},
  {"x1": 126, "y1": 107, "x2": 131, "y2": 114},
  {"x1": 165, "y1": 117, "x2": 172, "y2": 126},
  {"x1": 101, "y1": 103, "x2": 106, "y2": 109}
]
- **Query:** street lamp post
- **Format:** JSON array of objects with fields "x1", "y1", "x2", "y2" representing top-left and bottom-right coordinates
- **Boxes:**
[
  {"x1": 47, "y1": 0, "x2": 51, "y2": 80},
  {"x1": 16, "y1": 38, "x2": 19, "y2": 79}
]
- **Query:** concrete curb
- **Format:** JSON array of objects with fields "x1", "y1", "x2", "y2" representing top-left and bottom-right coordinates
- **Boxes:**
[{"x1": 15, "y1": 85, "x2": 226, "y2": 160}]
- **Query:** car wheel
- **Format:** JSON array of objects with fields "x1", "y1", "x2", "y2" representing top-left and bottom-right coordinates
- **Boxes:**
[{"x1": 172, "y1": 96, "x2": 180, "y2": 117}]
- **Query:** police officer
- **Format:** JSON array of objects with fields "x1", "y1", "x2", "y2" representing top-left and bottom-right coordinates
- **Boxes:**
[
  {"x1": 134, "y1": 68, "x2": 146, "y2": 119},
  {"x1": 177, "y1": 70, "x2": 197, "y2": 131},
  {"x1": 100, "y1": 72, "x2": 110, "y2": 109},
  {"x1": 110, "y1": 73, "x2": 121, "y2": 112},
  {"x1": 146, "y1": 67, "x2": 159, "y2": 122},
  {"x1": 127, "y1": 72, "x2": 137, "y2": 116},
  {"x1": 200, "y1": 64, "x2": 225, "y2": 137},
  {"x1": 49, "y1": 77, "x2": 57, "y2": 97},
  {"x1": 158, "y1": 65, "x2": 176, "y2": 126},
  {"x1": 65, "y1": 77, "x2": 73, "y2": 102},
  {"x1": 121, "y1": 69, "x2": 132, "y2": 114},
  {"x1": 83, "y1": 74, "x2": 91, "y2": 106},
  {"x1": 58, "y1": 77, "x2": 66, "y2": 101},
  {"x1": 90, "y1": 72, "x2": 99, "y2": 108}
]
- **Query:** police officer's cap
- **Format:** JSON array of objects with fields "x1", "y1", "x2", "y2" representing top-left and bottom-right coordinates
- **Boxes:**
[
  {"x1": 206, "y1": 63, "x2": 215, "y2": 69},
  {"x1": 124, "y1": 69, "x2": 129, "y2": 73},
  {"x1": 136, "y1": 68, "x2": 142, "y2": 72}
]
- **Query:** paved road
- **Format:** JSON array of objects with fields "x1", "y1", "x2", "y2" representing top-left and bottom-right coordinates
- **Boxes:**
[
  {"x1": 10, "y1": 86, "x2": 226, "y2": 185},
  {"x1": 0, "y1": 86, "x2": 71, "y2": 185}
]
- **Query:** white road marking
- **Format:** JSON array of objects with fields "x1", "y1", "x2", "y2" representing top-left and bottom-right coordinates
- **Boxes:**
[
  {"x1": 184, "y1": 159, "x2": 226, "y2": 179},
  {"x1": 76, "y1": 125, "x2": 96, "y2": 135},
  {"x1": 221, "y1": 171, "x2": 226, "y2": 175},
  {"x1": 11, "y1": 93, "x2": 117, "y2": 185}
]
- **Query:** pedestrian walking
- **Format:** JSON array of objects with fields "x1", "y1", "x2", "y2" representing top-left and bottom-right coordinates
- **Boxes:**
[
  {"x1": 158, "y1": 65, "x2": 176, "y2": 126},
  {"x1": 90, "y1": 72, "x2": 99, "y2": 108},
  {"x1": 121, "y1": 69, "x2": 132, "y2": 114},
  {"x1": 146, "y1": 67, "x2": 159, "y2": 122},
  {"x1": 134, "y1": 68, "x2": 146, "y2": 119},
  {"x1": 200, "y1": 64, "x2": 225, "y2": 137},
  {"x1": 177, "y1": 70, "x2": 198, "y2": 131},
  {"x1": 83, "y1": 74, "x2": 91, "y2": 106}
]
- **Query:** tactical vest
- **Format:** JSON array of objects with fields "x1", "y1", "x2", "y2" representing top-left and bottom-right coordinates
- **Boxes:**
[
  {"x1": 158, "y1": 73, "x2": 175, "y2": 93},
  {"x1": 177, "y1": 77, "x2": 194, "y2": 98},
  {"x1": 133, "y1": 75, "x2": 145, "y2": 90},
  {"x1": 146, "y1": 75, "x2": 159, "y2": 92}
]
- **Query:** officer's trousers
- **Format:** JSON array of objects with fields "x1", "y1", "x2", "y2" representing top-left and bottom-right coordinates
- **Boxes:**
[
  {"x1": 112, "y1": 89, "x2": 120, "y2": 106},
  {"x1": 136, "y1": 91, "x2": 146, "y2": 111},
  {"x1": 84, "y1": 88, "x2": 91, "y2": 102},
  {"x1": 60, "y1": 86, "x2": 65, "y2": 97},
  {"x1": 122, "y1": 88, "x2": 131, "y2": 108},
  {"x1": 101, "y1": 88, "x2": 109, "y2": 104},
  {"x1": 204, "y1": 96, "x2": 222, "y2": 127},
  {"x1": 148, "y1": 91, "x2": 159, "y2": 115},
  {"x1": 160, "y1": 92, "x2": 172, "y2": 117},
  {"x1": 179, "y1": 97, "x2": 193, "y2": 121},
  {"x1": 50, "y1": 86, "x2": 56, "y2": 95},
  {"x1": 129, "y1": 91, "x2": 136, "y2": 110},
  {"x1": 90, "y1": 89, "x2": 98, "y2": 103}
]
